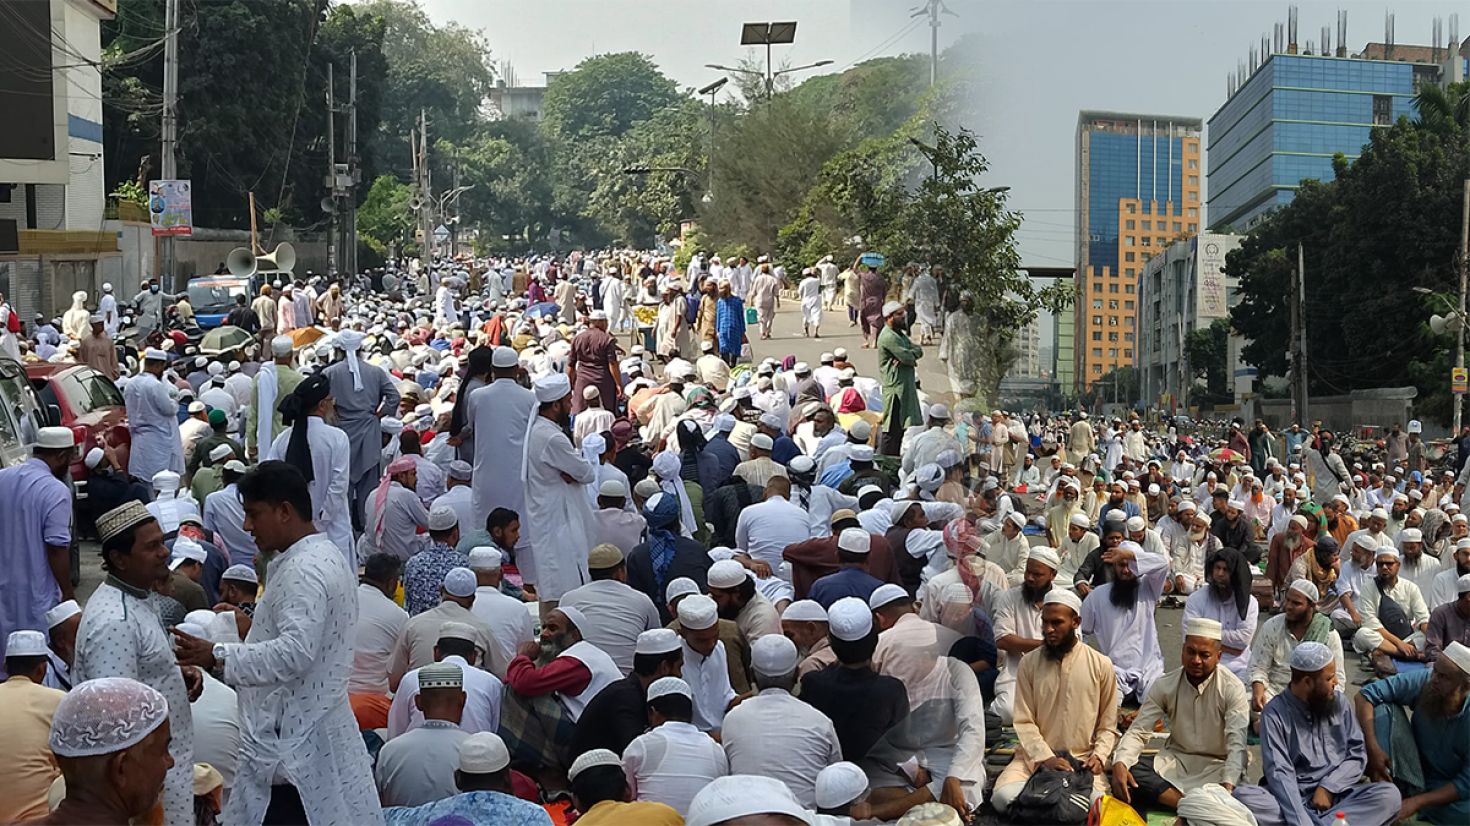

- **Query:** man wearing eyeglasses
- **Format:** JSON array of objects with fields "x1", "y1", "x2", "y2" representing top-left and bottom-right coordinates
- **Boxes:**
[{"x1": 1351, "y1": 546, "x2": 1431, "y2": 675}]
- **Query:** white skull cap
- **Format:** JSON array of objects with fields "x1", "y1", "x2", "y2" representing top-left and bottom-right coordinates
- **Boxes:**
[
  {"x1": 827, "y1": 596, "x2": 873, "y2": 641},
  {"x1": 686, "y1": 774, "x2": 814, "y2": 826},
  {"x1": 780, "y1": 599, "x2": 828, "y2": 623},
  {"x1": 1289, "y1": 641, "x2": 1334, "y2": 671},
  {"x1": 815, "y1": 761, "x2": 870, "y2": 809},
  {"x1": 50, "y1": 676, "x2": 170, "y2": 757}
]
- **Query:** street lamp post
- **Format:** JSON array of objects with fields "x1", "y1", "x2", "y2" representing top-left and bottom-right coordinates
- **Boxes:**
[{"x1": 697, "y1": 77, "x2": 728, "y2": 202}]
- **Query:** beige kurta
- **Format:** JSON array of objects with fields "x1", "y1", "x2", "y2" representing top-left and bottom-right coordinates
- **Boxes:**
[
  {"x1": 998, "y1": 641, "x2": 1119, "y2": 793},
  {"x1": 1112, "y1": 666, "x2": 1250, "y2": 790}
]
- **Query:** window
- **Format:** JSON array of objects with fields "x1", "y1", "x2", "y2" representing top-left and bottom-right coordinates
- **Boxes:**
[
  {"x1": 1109, "y1": 283, "x2": 1120, "y2": 293},
  {"x1": 1188, "y1": 176, "x2": 1199, "y2": 186},
  {"x1": 1172, "y1": 222, "x2": 1181, "y2": 232},
  {"x1": 1125, "y1": 237, "x2": 1135, "y2": 247},
  {"x1": 1188, "y1": 159, "x2": 1199, "y2": 170},
  {"x1": 1092, "y1": 364, "x2": 1102, "y2": 374},
  {"x1": 1092, "y1": 315, "x2": 1103, "y2": 326},
  {"x1": 1092, "y1": 348, "x2": 1103, "y2": 358},
  {"x1": 1187, "y1": 223, "x2": 1197, "y2": 232},
  {"x1": 1125, "y1": 283, "x2": 1135, "y2": 294},
  {"x1": 1092, "y1": 299, "x2": 1103, "y2": 309},
  {"x1": 1124, "y1": 349, "x2": 1133, "y2": 359},
  {"x1": 1092, "y1": 331, "x2": 1103, "y2": 341},
  {"x1": 1124, "y1": 300, "x2": 1135, "y2": 310},
  {"x1": 1125, "y1": 316, "x2": 1134, "y2": 327},
  {"x1": 1187, "y1": 207, "x2": 1198, "y2": 218},
  {"x1": 1108, "y1": 332, "x2": 1119, "y2": 342},
  {"x1": 1125, "y1": 268, "x2": 1135, "y2": 277},
  {"x1": 1125, "y1": 332, "x2": 1135, "y2": 342},
  {"x1": 1125, "y1": 220, "x2": 1136, "y2": 230},
  {"x1": 1092, "y1": 281, "x2": 1103, "y2": 292},
  {"x1": 1142, "y1": 220, "x2": 1152, "y2": 230},
  {"x1": 1125, "y1": 203, "x2": 1136, "y2": 214},
  {"x1": 1108, "y1": 348, "x2": 1118, "y2": 358},
  {"x1": 1372, "y1": 94, "x2": 1392, "y2": 125},
  {"x1": 1141, "y1": 237, "x2": 1151, "y2": 247},
  {"x1": 1125, "y1": 252, "x2": 1135, "y2": 262},
  {"x1": 1108, "y1": 316, "x2": 1119, "y2": 327},
  {"x1": 1108, "y1": 300, "x2": 1119, "y2": 310}
]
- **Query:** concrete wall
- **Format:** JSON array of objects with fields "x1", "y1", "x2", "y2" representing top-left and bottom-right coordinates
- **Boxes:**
[
  {"x1": 1257, "y1": 389, "x2": 1417, "y2": 434},
  {"x1": 103, "y1": 222, "x2": 329, "y2": 292}
]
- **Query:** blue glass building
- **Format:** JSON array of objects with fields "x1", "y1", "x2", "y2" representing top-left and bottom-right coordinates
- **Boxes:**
[
  {"x1": 1073, "y1": 112, "x2": 1202, "y2": 390},
  {"x1": 1208, "y1": 46, "x2": 1467, "y2": 230}
]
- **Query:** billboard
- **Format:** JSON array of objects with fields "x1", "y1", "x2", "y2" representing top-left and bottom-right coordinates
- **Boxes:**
[{"x1": 148, "y1": 180, "x2": 193, "y2": 237}]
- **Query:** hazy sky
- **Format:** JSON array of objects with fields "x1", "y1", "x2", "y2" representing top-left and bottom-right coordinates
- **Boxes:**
[{"x1": 412, "y1": 0, "x2": 1466, "y2": 270}]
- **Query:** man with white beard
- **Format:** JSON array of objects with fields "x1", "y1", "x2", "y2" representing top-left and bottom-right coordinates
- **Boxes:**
[
  {"x1": 1169, "y1": 510, "x2": 1220, "y2": 597},
  {"x1": 1155, "y1": 499, "x2": 1194, "y2": 553},
  {"x1": 1059, "y1": 512, "x2": 1100, "y2": 590},
  {"x1": 1397, "y1": 528, "x2": 1441, "y2": 598},
  {"x1": 1266, "y1": 485, "x2": 1300, "y2": 541}
]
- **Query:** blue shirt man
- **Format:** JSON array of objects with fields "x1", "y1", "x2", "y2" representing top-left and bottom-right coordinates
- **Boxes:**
[
  {"x1": 808, "y1": 529, "x2": 885, "y2": 608},
  {"x1": 1356, "y1": 649, "x2": 1470, "y2": 826}
]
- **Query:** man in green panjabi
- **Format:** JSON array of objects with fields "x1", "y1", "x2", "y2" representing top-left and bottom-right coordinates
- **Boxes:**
[{"x1": 877, "y1": 300, "x2": 923, "y2": 456}]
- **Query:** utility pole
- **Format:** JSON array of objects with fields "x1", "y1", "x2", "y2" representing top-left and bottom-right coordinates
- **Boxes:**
[
  {"x1": 913, "y1": 0, "x2": 953, "y2": 87},
  {"x1": 345, "y1": 51, "x2": 358, "y2": 279},
  {"x1": 325, "y1": 62, "x2": 336, "y2": 278},
  {"x1": 1294, "y1": 243, "x2": 1310, "y2": 426},
  {"x1": 159, "y1": 0, "x2": 179, "y2": 290},
  {"x1": 416, "y1": 109, "x2": 432, "y2": 278},
  {"x1": 1288, "y1": 245, "x2": 1301, "y2": 425},
  {"x1": 1456, "y1": 178, "x2": 1469, "y2": 434}
]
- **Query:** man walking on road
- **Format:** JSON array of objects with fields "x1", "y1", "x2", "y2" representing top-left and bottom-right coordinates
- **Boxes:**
[{"x1": 876, "y1": 301, "x2": 923, "y2": 456}]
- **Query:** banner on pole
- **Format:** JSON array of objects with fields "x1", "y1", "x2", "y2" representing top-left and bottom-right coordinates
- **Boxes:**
[
  {"x1": 1453, "y1": 367, "x2": 1468, "y2": 394},
  {"x1": 148, "y1": 180, "x2": 193, "y2": 237}
]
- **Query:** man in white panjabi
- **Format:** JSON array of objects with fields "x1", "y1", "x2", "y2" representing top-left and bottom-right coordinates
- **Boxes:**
[
  {"x1": 906, "y1": 266, "x2": 940, "y2": 345},
  {"x1": 172, "y1": 461, "x2": 383, "y2": 826},
  {"x1": 522, "y1": 373, "x2": 598, "y2": 612},
  {"x1": 464, "y1": 346, "x2": 536, "y2": 554},
  {"x1": 798, "y1": 268, "x2": 823, "y2": 338},
  {"x1": 266, "y1": 371, "x2": 355, "y2": 566},
  {"x1": 73, "y1": 502, "x2": 198, "y2": 825},
  {"x1": 125, "y1": 347, "x2": 185, "y2": 482}
]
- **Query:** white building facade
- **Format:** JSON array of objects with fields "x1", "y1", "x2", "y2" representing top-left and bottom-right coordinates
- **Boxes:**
[{"x1": 1138, "y1": 232, "x2": 1244, "y2": 411}]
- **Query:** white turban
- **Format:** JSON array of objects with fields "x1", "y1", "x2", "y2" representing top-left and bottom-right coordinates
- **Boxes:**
[{"x1": 337, "y1": 329, "x2": 366, "y2": 390}]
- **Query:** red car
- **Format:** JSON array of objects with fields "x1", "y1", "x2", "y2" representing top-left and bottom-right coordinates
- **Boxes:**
[{"x1": 25, "y1": 363, "x2": 131, "y2": 480}]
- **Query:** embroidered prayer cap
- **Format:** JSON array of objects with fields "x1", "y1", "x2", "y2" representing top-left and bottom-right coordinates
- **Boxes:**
[
  {"x1": 437, "y1": 621, "x2": 478, "y2": 644},
  {"x1": 45, "y1": 600, "x2": 81, "y2": 629},
  {"x1": 442, "y1": 567, "x2": 477, "y2": 598},
  {"x1": 567, "y1": 748, "x2": 622, "y2": 782},
  {"x1": 1287, "y1": 579, "x2": 1320, "y2": 602},
  {"x1": 467, "y1": 547, "x2": 502, "y2": 570},
  {"x1": 898, "y1": 802, "x2": 964, "y2": 826},
  {"x1": 7, "y1": 629, "x2": 47, "y2": 657},
  {"x1": 1184, "y1": 617, "x2": 1223, "y2": 640},
  {"x1": 868, "y1": 583, "x2": 910, "y2": 610},
  {"x1": 676, "y1": 594, "x2": 719, "y2": 630},
  {"x1": 1289, "y1": 641, "x2": 1334, "y2": 672},
  {"x1": 418, "y1": 662, "x2": 464, "y2": 690},
  {"x1": 646, "y1": 676, "x2": 691, "y2": 702},
  {"x1": 49, "y1": 677, "x2": 169, "y2": 758},
  {"x1": 827, "y1": 596, "x2": 873, "y2": 641},
  {"x1": 635, "y1": 628, "x2": 681, "y2": 656},
  {"x1": 533, "y1": 373, "x2": 571, "y2": 403},
  {"x1": 97, "y1": 501, "x2": 155, "y2": 543},
  {"x1": 707, "y1": 559, "x2": 749, "y2": 589},
  {"x1": 665, "y1": 577, "x2": 700, "y2": 605}
]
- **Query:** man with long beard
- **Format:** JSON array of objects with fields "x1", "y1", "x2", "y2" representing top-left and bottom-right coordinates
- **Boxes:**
[
  {"x1": 1430, "y1": 538, "x2": 1470, "y2": 609},
  {"x1": 991, "y1": 590, "x2": 1118, "y2": 816},
  {"x1": 1249, "y1": 580, "x2": 1345, "y2": 714},
  {"x1": 501, "y1": 607, "x2": 621, "y2": 770},
  {"x1": 1080, "y1": 539, "x2": 1169, "y2": 703},
  {"x1": 1426, "y1": 575, "x2": 1470, "y2": 661},
  {"x1": 992, "y1": 552, "x2": 1060, "y2": 725},
  {"x1": 1354, "y1": 642, "x2": 1470, "y2": 826},
  {"x1": 1233, "y1": 642, "x2": 1402, "y2": 826},
  {"x1": 1399, "y1": 528, "x2": 1442, "y2": 598},
  {"x1": 1183, "y1": 547, "x2": 1259, "y2": 684},
  {"x1": 1266, "y1": 514, "x2": 1313, "y2": 605}
]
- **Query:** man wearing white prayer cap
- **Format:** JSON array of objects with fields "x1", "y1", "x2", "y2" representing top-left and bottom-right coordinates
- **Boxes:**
[
  {"x1": 721, "y1": 634, "x2": 842, "y2": 808},
  {"x1": 430, "y1": 459, "x2": 476, "y2": 538},
  {"x1": 382, "y1": 731, "x2": 548, "y2": 824},
  {"x1": 1234, "y1": 641, "x2": 1403, "y2": 826},
  {"x1": 815, "y1": 761, "x2": 871, "y2": 818},
  {"x1": 41, "y1": 598, "x2": 82, "y2": 691},
  {"x1": 673, "y1": 594, "x2": 738, "y2": 734},
  {"x1": 807, "y1": 526, "x2": 885, "y2": 610},
  {"x1": 375, "y1": 662, "x2": 470, "y2": 807},
  {"x1": 246, "y1": 332, "x2": 303, "y2": 464},
  {"x1": 125, "y1": 341, "x2": 186, "y2": 483},
  {"x1": 1112, "y1": 616, "x2": 1249, "y2": 814},
  {"x1": 45, "y1": 677, "x2": 173, "y2": 825},
  {"x1": 567, "y1": 745, "x2": 682, "y2": 824},
  {"x1": 1080, "y1": 538, "x2": 1171, "y2": 702},
  {"x1": 390, "y1": 566, "x2": 504, "y2": 688},
  {"x1": 324, "y1": 323, "x2": 401, "y2": 532},
  {"x1": 1351, "y1": 545, "x2": 1431, "y2": 661},
  {"x1": 707, "y1": 558, "x2": 782, "y2": 642},
  {"x1": 1354, "y1": 641, "x2": 1470, "y2": 825},
  {"x1": 686, "y1": 774, "x2": 815, "y2": 826},
  {"x1": 992, "y1": 585, "x2": 1118, "y2": 815},
  {"x1": 1427, "y1": 539, "x2": 1470, "y2": 610},
  {"x1": 622, "y1": 675, "x2": 730, "y2": 816},
  {"x1": 0, "y1": 629, "x2": 64, "y2": 822},
  {"x1": 1248, "y1": 579, "x2": 1346, "y2": 711},
  {"x1": 570, "y1": 627, "x2": 684, "y2": 758},
  {"x1": 779, "y1": 599, "x2": 829, "y2": 662},
  {"x1": 990, "y1": 548, "x2": 1062, "y2": 726},
  {"x1": 519, "y1": 372, "x2": 597, "y2": 614}
]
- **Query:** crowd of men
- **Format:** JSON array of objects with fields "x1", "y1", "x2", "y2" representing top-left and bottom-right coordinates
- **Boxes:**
[{"x1": 0, "y1": 250, "x2": 1467, "y2": 826}]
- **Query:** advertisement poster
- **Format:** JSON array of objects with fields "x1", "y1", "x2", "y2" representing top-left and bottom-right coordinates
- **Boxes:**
[{"x1": 148, "y1": 179, "x2": 193, "y2": 237}]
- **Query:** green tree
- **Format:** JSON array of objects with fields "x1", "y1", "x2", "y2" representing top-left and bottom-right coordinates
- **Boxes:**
[
  {"x1": 357, "y1": 0, "x2": 495, "y2": 175},
  {"x1": 1184, "y1": 317, "x2": 1231, "y2": 403},
  {"x1": 900, "y1": 127, "x2": 1070, "y2": 407},
  {"x1": 356, "y1": 175, "x2": 415, "y2": 260},
  {"x1": 540, "y1": 52, "x2": 681, "y2": 144}
]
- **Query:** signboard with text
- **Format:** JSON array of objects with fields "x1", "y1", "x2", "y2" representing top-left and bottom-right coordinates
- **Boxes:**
[
  {"x1": 1453, "y1": 367, "x2": 1467, "y2": 394},
  {"x1": 148, "y1": 180, "x2": 193, "y2": 237}
]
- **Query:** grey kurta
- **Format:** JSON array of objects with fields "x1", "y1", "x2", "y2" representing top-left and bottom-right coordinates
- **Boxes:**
[{"x1": 324, "y1": 359, "x2": 400, "y2": 479}]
